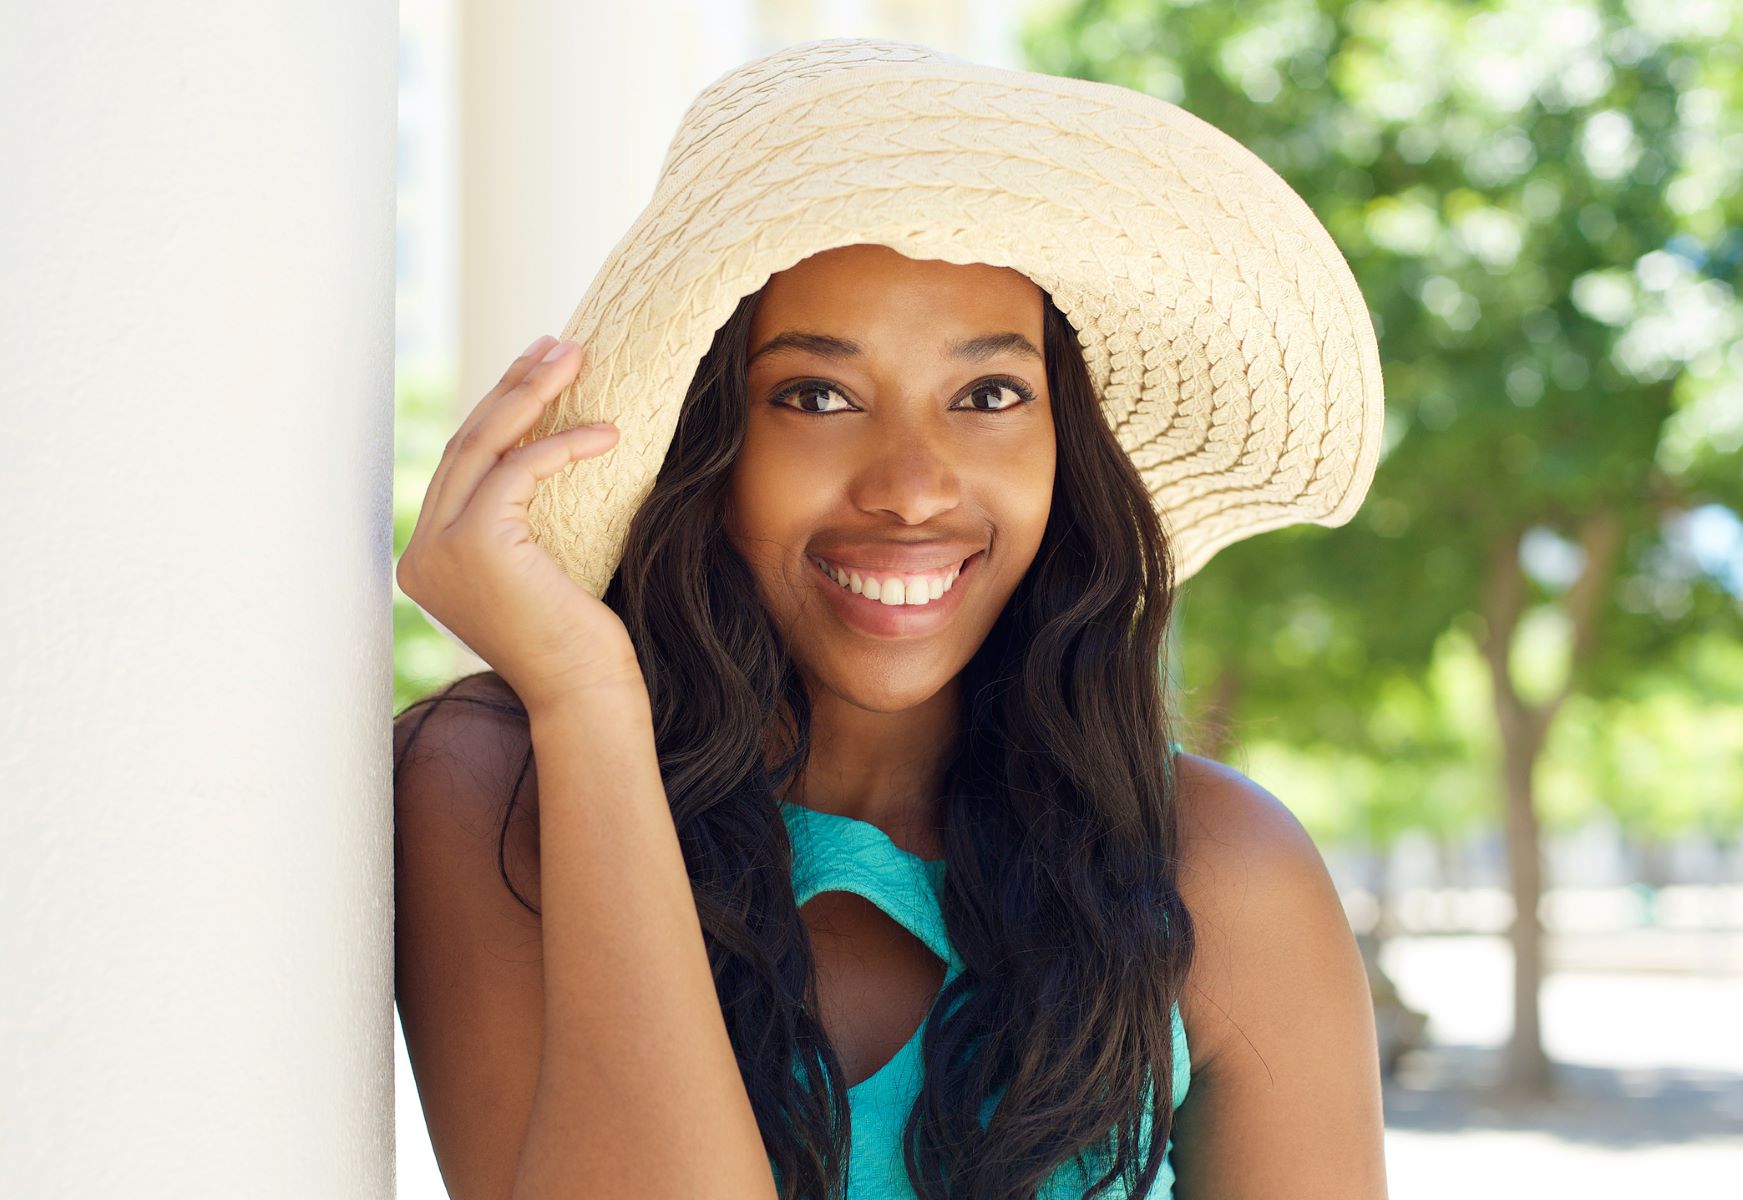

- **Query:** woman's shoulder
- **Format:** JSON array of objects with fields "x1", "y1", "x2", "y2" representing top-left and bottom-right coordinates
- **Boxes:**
[
  {"x1": 1162, "y1": 753, "x2": 1389, "y2": 1189},
  {"x1": 1167, "y1": 751, "x2": 1348, "y2": 1075},
  {"x1": 393, "y1": 672, "x2": 544, "y2": 901},
  {"x1": 1169, "y1": 751, "x2": 1319, "y2": 869},
  {"x1": 394, "y1": 672, "x2": 536, "y2": 788}
]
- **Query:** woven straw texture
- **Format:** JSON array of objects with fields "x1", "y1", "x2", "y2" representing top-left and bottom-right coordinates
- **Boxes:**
[{"x1": 526, "y1": 38, "x2": 1386, "y2": 599}]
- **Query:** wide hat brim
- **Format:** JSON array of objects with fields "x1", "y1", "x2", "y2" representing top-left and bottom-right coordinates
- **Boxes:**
[{"x1": 527, "y1": 38, "x2": 1385, "y2": 600}]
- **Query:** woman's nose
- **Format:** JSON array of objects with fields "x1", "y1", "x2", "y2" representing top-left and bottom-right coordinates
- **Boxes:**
[{"x1": 848, "y1": 436, "x2": 963, "y2": 525}]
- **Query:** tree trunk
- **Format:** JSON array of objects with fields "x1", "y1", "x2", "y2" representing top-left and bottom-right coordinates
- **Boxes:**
[
  {"x1": 1481, "y1": 529, "x2": 1555, "y2": 1100},
  {"x1": 1497, "y1": 707, "x2": 1554, "y2": 1099},
  {"x1": 1479, "y1": 511, "x2": 1623, "y2": 1101}
]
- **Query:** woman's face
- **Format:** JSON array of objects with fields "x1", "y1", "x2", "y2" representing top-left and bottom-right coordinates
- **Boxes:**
[{"x1": 724, "y1": 243, "x2": 1056, "y2": 713}]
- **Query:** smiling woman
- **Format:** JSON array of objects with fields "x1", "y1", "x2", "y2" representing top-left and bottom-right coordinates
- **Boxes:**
[
  {"x1": 727, "y1": 245, "x2": 1054, "y2": 689},
  {"x1": 391, "y1": 35, "x2": 1388, "y2": 1200}
]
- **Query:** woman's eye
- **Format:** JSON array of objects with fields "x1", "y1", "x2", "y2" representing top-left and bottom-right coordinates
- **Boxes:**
[
  {"x1": 957, "y1": 379, "x2": 1034, "y2": 412},
  {"x1": 770, "y1": 377, "x2": 1035, "y2": 414},
  {"x1": 772, "y1": 381, "x2": 853, "y2": 414}
]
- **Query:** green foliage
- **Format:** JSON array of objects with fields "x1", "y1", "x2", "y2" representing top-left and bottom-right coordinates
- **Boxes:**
[
  {"x1": 1235, "y1": 624, "x2": 1497, "y2": 847},
  {"x1": 1026, "y1": 0, "x2": 1743, "y2": 847},
  {"x1": 1541, "y1": 631, "x2": 1743, "y2": 837},
  {"x1": 393, "y1": 364, "x2": 467, "y2": 713}
]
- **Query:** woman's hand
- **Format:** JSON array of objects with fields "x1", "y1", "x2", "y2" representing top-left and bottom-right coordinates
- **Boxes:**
[{"x1": 396, "y1": 335, "x2": 643, "y2": 713}]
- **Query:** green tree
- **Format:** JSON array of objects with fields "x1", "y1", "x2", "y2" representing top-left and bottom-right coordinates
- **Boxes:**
[
  {"x1": 1026, "y1": 0, "x2": 1743, "y2": 1099},
  {"x1": 393, "y1": 368, "x2": 473, "y2": 713}
]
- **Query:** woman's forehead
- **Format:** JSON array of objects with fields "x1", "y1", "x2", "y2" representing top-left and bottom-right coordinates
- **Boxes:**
[{"x1": 752, "y1": 244, "x2": 1044, "y2": 341}]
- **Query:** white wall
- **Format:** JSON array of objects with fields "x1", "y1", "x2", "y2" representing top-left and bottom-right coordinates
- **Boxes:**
[{"x1": 0, "y1": 4, "x2": 399, "y2": 1197}]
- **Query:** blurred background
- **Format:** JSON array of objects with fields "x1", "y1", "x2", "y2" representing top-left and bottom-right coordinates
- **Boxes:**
[{"x1": 393, "y1": 0, "x2": 1743, "y2": 1194}]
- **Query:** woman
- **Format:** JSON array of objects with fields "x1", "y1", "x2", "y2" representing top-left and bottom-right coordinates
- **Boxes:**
[{"x1": 393, "y1": 40, "x2": 1390, "y2": 1200}]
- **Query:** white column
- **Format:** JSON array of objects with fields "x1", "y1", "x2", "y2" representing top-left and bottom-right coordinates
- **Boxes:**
[
  {"x1": 0, "y1": 4, "x2": 398, "y2": 1197},
  {"x1": 457, "y1": 0, "x2": 757, "y2": 409}
]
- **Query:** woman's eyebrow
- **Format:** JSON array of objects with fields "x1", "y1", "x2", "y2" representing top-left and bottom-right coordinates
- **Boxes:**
[
  {"x1": 748, "y1": 331, "x2": 860, "y2": 366},
  {"x1": 748, "y1": 329, "x2": 1042, "y2": 366},
  {"x1": 949, "y1": 331, "x2": 1043, "y2": 363}
]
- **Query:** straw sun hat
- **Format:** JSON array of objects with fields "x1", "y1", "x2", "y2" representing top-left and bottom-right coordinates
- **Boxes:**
[{"x1": 523, "y1": 37, "x2": 1385, "y2": 600}]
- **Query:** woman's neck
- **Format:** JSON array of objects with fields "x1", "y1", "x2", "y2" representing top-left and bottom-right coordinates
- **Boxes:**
[{"x1": 771, "y1": 677, "x2": 959, "y2": 858}]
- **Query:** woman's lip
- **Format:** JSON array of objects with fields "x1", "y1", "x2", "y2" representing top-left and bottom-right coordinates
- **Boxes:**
[
  {"x1": 809, "y1": 549, "x2": 985, "y2": 640},
  {"x1": 813, "y1": 551, "x2": 977, "y2": 577}
]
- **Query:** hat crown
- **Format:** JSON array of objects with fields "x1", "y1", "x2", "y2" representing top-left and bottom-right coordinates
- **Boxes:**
[
  {"x1": 519, "y1": 38, "x2": 1386, "y2": 603},
  {"x1": 656, "y1": 38, "x2": 964, "y2": 184}
]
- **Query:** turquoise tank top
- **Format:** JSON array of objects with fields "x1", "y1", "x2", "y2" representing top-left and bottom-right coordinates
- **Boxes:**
[{"x1": 775, "y1": 747, "x2": 1191, "y2": 1198}]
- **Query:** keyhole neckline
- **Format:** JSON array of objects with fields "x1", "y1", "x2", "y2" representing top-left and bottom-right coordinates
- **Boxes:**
[
  {"x1": 778, "y1": 798, "x2": 958, "y2": 1101},
  {"x1": 777, "y1": 798, "x2": 946, "y2": 869}
]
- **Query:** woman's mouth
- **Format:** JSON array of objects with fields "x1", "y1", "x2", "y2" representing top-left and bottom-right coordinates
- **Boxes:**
[
  {"x1": 806, "y1": 549, "x2": 987, "y2": 639},
  {"x1": 808, "y1": 552, "x2": 973, "y2": 606}
]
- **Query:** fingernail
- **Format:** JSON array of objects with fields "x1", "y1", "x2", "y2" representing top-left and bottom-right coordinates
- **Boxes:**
[
  {"x1": 541, "y1": 339, "x2": 573, "y2": 363},
  {"x1": 523, "y1": 334, "x2": 552, "y2": 357}
]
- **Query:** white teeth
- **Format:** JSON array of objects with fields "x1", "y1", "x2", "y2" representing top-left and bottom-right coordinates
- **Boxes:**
[{"x1": 812, "y1": 555, "x2": 968, "y2": 608}]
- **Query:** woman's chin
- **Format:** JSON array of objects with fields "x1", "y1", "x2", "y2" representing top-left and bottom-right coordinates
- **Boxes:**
[{"x1": 798, "y1": 657, "x2": 958, "y2": 715}]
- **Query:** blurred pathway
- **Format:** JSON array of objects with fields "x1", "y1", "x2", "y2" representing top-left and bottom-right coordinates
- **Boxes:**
[{"x1": 1380, "y1": 933, "x2": 1743, "y2": 1197}]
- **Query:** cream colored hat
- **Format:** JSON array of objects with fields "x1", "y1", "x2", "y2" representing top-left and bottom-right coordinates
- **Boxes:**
[{"x1": 526, "y1": 37, "x2": 1385, "y2": 598}]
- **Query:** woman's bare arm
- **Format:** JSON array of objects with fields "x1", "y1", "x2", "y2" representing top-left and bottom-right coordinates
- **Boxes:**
[
  {"x1": 1168, "y1": 753, "x2": 1390, "y2": 1199},
  {"x1": 515, "y1": 685, "x2": 775, "y2": 1198},
  {"x1": 393, "y1": 680, "x2": 775, "y2": 1200}
]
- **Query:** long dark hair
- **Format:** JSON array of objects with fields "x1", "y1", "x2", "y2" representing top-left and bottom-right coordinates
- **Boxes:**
[{"x1": 393, "y1": 282, "x2": 1195, "y2": 1199}]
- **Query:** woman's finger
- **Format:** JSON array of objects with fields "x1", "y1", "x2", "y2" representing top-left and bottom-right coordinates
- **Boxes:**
[
  {"x1": 416, "y1": 334, "x2": 558, "y2": 535},
  {"x1": 457, "y1": 422, "x2": 620, "y2": 541},
  {"x1": 426, "y1": 339, "x2": 586, "y2": 531}
]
